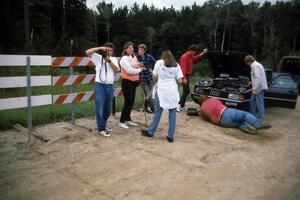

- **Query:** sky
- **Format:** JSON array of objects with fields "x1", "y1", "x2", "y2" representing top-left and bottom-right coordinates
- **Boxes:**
[{"x1": 86, "y1": 0, "x2": 283, "y2": 10}]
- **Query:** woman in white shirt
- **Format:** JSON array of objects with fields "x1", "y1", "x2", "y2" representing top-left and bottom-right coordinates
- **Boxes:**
[{"x1": 141, "y1": 50, "x2": 183, "y2": 142}]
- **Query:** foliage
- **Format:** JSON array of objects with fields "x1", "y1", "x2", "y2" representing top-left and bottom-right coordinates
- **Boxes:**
[{"x1": 1, "y1": 0, "x2": 300, "y2": 65}]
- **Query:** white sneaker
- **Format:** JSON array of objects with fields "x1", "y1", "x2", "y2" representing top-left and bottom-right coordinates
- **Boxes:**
[
  {"x1": 177, "y1": 105, "x2": 186, "y2": 112},
  {"x1": 119, "y1": 123, "x2": 129, "y2": 129},
  {"x1": 106, "y1": 127, "x2": 112, "y2": 132},
  {"x1": 99, "y1": 130, "x2": 110, "y2": 137},
  {"x1": 125, "y1": 121, "x2": 138, "y2": 127}
]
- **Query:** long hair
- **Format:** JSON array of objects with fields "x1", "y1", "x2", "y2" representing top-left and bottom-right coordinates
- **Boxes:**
[
  {"x1": 160, "y1": 50, "x2": 177, "y2": 67},
  {"x1": 122, "y1": 41, "x2": 134, "y2": 56}
]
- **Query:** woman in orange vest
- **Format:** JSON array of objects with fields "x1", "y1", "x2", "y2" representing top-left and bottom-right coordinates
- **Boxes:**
[{"x1": 119, "y1": 41, "x2": 145, "y2": 129}]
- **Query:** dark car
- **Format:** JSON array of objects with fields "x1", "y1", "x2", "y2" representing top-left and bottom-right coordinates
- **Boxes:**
[
  {"x1": 191, "y1": 51, "x2": 298, "y2": 110},
  {"x1": 274, "y1": 56, "x2": 300, "y2": 93}
]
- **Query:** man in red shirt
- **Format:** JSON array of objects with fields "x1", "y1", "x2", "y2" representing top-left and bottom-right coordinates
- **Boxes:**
[
  {"x1": 178, "y1": 44, "x2": 208, "y2": 111},
  {"x1": 198, "y1": 95, "x2": 271, "y2": 134}
]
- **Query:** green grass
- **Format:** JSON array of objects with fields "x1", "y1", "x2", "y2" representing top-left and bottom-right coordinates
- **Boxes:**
[{"x1": 0, "y1": 71, "x2": 207, "y2": 130}]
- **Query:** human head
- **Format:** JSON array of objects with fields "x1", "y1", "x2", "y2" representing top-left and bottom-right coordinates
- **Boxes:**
[
  {"x1": 244, "y1": 55, "x2": 256, "y2": 67},
  {"x1": 198, "y1": 94, "x2": 209, "y2": 105},
  {"x1": 160, "y1": 50, "x2": 177, "y2": 67},
  {"x1": 103, "y1": 42, "x2": 115, "y2": 56},
  {"x1": 122, "y1": 41, "x2": 134, "y2": 56},
  {"x1": 188, "y1": 44, "x2": 199, "y2": 56},
  {"x1": 138, "y1": 43, "x2": 147, "y2": 56}
]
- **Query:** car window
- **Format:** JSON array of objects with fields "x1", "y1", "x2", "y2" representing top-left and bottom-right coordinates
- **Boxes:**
[{"x1": 271, "y1": 75, "x2": 297, "y2": 88}]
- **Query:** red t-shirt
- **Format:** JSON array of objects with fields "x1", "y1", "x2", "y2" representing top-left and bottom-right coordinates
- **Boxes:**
[
  {"x1": 179, "y1": 51, "x2": 203, "y2": 77},
  {"x1": 200, "y1": 98, "x2": 227, "y2": 125}
]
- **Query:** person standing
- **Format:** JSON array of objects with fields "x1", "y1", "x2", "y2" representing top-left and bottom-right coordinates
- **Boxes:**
[
  {"x1": 178, "y1": 44, "x2": 208, "y2": 111},
  {"x1": 119, "y1": 41, "x2": 145, "y2": 129},
  {"x1": 85, "y1": 42, "x2": 120, "y2": 137},
  {"x1": 244, "y1": 55, "x2": 271, "y2": 128},
  {"x1": 136, "y1": 43, "x2": 156, "y2": 113},
  {"x1": 141, "y1": 50, "x2": 183, "y2": 143}
]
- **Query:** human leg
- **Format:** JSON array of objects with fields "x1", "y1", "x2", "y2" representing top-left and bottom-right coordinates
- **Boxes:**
[
  {"x1": 179, "y1": 75, "x2": 191, "y2": 108},
  {"x1": 126, "y1": 82, "x2": 137, "y2": 122},
  {"x1": 256, "y1": 91, "x2": 265, "y2": 124},
  {"x1": 249, "y1": 94, "x2": 257, "y2": 115},
  {"x1": 167, "y1": 108, "x2": 177, "y2": 139},
  {"x1": 120, "y1": 79, "x2": 133, "y2": 123},
  {"x1": 148, "y1": 95, "x2": 163, "y2": 136},
  {"x1": 103, "y1": 84, "x2": 113, "y2": 124},
  {"x1": 229, "y1": 108, "x2": 258, "y2": 134},
  {"x1": 94, "y1": 83, "x2": 106, "y2": 131},
  {"x1": 141, "y1": 82, "x2": 155, "y2": 112}
]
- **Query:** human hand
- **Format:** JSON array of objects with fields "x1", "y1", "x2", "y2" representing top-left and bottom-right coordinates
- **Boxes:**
[
  {"x1": 202, "y1": 48, "x2": 208, "y2": 54},
  {"x1": 252, "y1": 89, "x2": 256, "y2": 96},
  {"x1": 139, "y1": 62, "x2": 145, "y2": 70},
  {"x1": 104, "y1": 56, "x2": 111, "y2": 63},
  {"x1": 182, "y1": 78, "x2": 188, "y2": 85}
]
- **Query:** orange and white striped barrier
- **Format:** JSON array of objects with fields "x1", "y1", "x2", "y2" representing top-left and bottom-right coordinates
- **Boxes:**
[
  {"x1": 53, "y1": 73, "x2": 122, "y2": 87},
  {"x1": 113, "y1": 87, "x2": 123, "y2": 97},
  {"x1": 114, "y1": 72, "x2": 122, "y2": 81},
  {"x1": 52, "y1": 57, "x2": 94, "y2": 67},
  {"x1": 53, "y1": 91, "x2": 94, "y2": 105},
  {"x1": 52, "y1": 74, "x2": 95, "y2": 87},
  {"x1": 53, "y1": 87, "x2": 123, "y2": 105}
]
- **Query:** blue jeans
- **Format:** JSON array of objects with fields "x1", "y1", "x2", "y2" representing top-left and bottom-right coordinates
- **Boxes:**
[
  {"x1": 249, "y1": 90, "x2": 265, "y2": 124},
  {"x1": 148, "y1": 94, "x2": 177, "y2": 139},
  {"x1": 220, "y1": 108, "x2": 259, "y2": 131},
  {"x1": 94, "y1": 82, "x2": 113, "y2": 131}
]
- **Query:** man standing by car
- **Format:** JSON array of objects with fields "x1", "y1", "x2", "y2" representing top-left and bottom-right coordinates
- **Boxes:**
[
  {"x1": 244, "y1": 55, "x2": 270, "y2": 128},
  {"x1": 178, "y1": 44, "x2": 208, "y2": 112},
  {"x1": 85, "y1": 42, "x2": 120, "y2": 137}
]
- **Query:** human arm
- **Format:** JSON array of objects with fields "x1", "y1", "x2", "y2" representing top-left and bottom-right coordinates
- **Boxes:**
[
  {"x1": 176, "y1": 64, "x2": 184, "y2": 84},
  {"x1": 85, "y1": 46, "x2": 107, "y2": 57},
  {"x1": 193, "y1": 48, "x2": 208, "y2": 62},
  {"x1": 251, "y1": 65, "x2": 262, "y2": 96},
  {"x1": 120, "y1": 56, "x2": 143, "y2": 75},
  {"x1": 107, "y1": 57, "x2": 120, "y2": 73},
  {"x1": 179, "y1": 55, "x2": 187, "y2": 82},
  {"x1": 149, "y1": 54, "x2": 157, "y2": 69}
]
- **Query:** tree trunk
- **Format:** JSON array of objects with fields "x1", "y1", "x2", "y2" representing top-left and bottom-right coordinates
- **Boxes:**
[
  {"x1": 24, "y1": 0, "x2": 30, "y2": 52},
  {"x1": 227, "y1": 26, "x2": 231, "y2": 51},
  {"x1": 214, "y1": 13, "x2": 218, "y2": 51},
  {"x1": 94, "y1": 12, "x2": 98, "y2": 44},
  {"x1": 221, "y1": 12, "x2": 229, "y2": 51}
]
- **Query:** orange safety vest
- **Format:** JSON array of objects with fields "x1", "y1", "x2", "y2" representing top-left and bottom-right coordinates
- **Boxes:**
[{"x1": 121, "y1": 55, "x2": 140, "y2": 81}]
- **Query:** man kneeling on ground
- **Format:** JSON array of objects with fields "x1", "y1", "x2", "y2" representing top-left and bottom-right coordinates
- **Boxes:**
[{"x1": 198, "y1": 95, "x2": 271, "y2": 135}]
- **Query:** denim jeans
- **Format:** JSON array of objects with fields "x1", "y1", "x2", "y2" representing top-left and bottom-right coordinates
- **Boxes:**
[
  {"x1": 148, "y1": 94, "x2": 177, "y2": 139},
  {"x1": 141, "y1": 81, "x2": 154, "y2": 112},
  {"x1": 94, "y1": 82, "x2": 113, "y2": 131},
  {"x1": 220, "y1": 108, "x2": 259, "y2": 131},
  {"x1": 249, "y1": 90, "x2": 265, "y2": 124}
]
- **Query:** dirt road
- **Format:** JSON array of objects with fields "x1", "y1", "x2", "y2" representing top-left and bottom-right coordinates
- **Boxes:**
[{"x1": 1, "y1": 100, "x2": 300, "y2": 200}]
